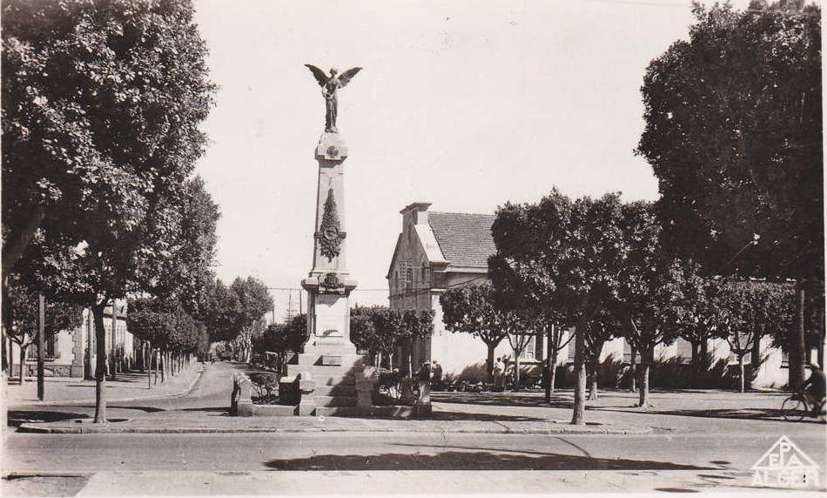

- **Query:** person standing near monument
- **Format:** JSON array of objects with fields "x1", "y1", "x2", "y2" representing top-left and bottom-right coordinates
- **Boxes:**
[
  {"x1": 493, "y1": 356, "x2": 505, "y2": 392},
  {"x1": 432, "y1": 360, "x2": 443, "y2": 391}
]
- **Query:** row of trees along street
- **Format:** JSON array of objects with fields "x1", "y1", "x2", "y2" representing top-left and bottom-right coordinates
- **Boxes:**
[
  {"x1": 1, "y1": 0, "x2": 220, "y2": 422},
  {"x1": 474, "y1": 1, "x2": 821, "y2": 426}
]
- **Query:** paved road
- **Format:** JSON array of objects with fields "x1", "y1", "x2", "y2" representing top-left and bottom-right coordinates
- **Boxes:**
[{"x1": 4, "y1": 361, "x2": 826, "y2": 495}]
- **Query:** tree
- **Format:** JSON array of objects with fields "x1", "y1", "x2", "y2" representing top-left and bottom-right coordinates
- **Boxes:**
[
  {"x1": 2, "y1": 0, "x2": 214, "y2": 423},
  {"x1": 350, "y1": 306, "x2": 433, "y2": 372},
  {"x1": 615, "y1": 202, "x2": 684, "y2": 409},
  {"x1": 253, "y1": 315, "x2": 307, "y2": 373},
  {"x1": 714, "y1": 279, "x2": 795, "y2": 392},
  {"x1": 230, "y1": 277, "x2": 273, "y2": 363},
  {"x1": 205, "y1": 279, "x2": 242, "y2": 345},
  {"x1": 673, "y1": 263, "x2": 721, "y2": 383},
  {"x1": 490, "y1": 188, "x2": 628, "y2": 425},
  {"x1": 439, "y1": 284, "x2": 507, "y2": 382},
  {"x1": 5, "y1": 276, "x2": 82, "y2": 383},
  {"x1": 501, "y1": 311, "x2": 534, "y2": 391},
  {"x1": 350, "y1": 306, "x2": 381, "y2": 363},
  {"x1": 637, "y1": 1, "x2": 822, "y2": 389},
  {"x1": 150, "y1": 177, "x2": 221, "y2": 319},
  {"x1": 584, "y1": 308, "x2": 619, "y2": 400}
]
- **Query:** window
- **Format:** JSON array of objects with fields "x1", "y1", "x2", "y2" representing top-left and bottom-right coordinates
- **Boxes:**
[
  {"x1": 520, "y1": 336, "x2": 535, "y2": 361},
  {"x1": 46, "y1": 334, "x2": 56, "y2": 358},
  {"x1": 26, "y1": 334, "x2": 57, "y2": 360}
]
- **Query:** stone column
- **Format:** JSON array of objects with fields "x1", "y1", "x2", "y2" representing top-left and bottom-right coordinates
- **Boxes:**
[{"x1": 282, "y1": 131, "x2": 376, "y2": 416}]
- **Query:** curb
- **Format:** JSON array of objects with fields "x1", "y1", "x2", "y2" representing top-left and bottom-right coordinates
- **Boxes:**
[
  {"x1": 16, "y1": 422, "x2": 651, "y2": 435},
  {"x1": 6, "y1": 365, "x2": 206, "y2": 409}
]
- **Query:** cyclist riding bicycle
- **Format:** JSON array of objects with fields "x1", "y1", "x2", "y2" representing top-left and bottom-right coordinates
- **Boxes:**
[{"x1": 800, "y1": 362, "x2": 826, "y2": 417}]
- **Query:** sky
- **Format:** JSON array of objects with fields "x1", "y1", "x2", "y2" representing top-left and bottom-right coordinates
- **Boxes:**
[{"x1": 190, "y1": 0, "x2": 797, "y2": 320}]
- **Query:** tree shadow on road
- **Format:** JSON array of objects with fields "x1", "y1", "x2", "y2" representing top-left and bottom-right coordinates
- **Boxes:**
[
  {"x1": 432, "y1": 392, "x2": 573, "y2": 409},
  {"x1": 7, "y1": 410, "x2": 90, "y2": 427},
  {"x1": 430, "y1": 411, "x2": 546, "y2": 421},
  {"x1": 264, "y1": 449, "x2": 711, "y2": 471}
]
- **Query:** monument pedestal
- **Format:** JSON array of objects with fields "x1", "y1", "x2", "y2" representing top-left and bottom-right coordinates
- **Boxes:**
[{"x1": 280, "y1": 132, "x2": 378, "y2": 416}]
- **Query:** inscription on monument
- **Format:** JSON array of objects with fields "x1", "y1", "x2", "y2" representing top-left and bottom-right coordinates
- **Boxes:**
[{"x1": 314, "y1": 293, "x2": 345, "y2": 337}]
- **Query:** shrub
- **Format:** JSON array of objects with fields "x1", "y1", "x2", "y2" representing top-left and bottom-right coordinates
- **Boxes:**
[{"x1": 249, "y1": 372, "x2": 279, "y2": 404}]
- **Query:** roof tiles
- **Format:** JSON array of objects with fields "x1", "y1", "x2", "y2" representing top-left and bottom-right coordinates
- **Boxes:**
[{"x1": 428, "y1": 212, "x2": 497, "y2": 269}]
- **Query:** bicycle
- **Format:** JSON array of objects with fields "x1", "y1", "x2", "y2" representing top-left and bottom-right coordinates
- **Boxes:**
[{"x1": 782, "y1": 391, "x2": 825, "y2": 422}]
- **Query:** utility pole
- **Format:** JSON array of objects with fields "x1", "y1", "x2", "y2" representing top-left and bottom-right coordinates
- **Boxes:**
[
  {"x1": 37, "y1": 293, "x2": 45, "y2": 401},
  {"x1": 299, "y1": 290, "x2": 303, "y2": 315}
]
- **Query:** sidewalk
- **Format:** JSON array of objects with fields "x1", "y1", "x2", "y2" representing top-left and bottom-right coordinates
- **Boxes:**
[
  {"x1": 16, "y1": 410, "x2": 652, "y2": 435},
  {"x1": 3, "y1": 364, "x2": 204, "y2": 408}
]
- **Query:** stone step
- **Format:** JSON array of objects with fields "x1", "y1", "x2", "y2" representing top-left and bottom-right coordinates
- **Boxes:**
[
  {"x1": 292, "y1": 353, "x2": 365, "y2": 367},
  {"x1": 308, "y1": 395, "x2": 356, "y2": 407},
  {"x1": 285, "y1": 365, "x2": 358, "y2": 383},
  {"x1": 247, "y1": 404, "x2": 297, "y2": 416}
]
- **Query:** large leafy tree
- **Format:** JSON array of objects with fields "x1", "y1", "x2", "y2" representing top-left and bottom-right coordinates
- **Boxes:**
[
  {"x1": 2, "y1": 0, "x2": 215, "y2": 276},
  {"x1": 490, "y1": 188, "x2": 627, "y2": 425},
  {"x1": 636, "y1": 1, "x2": 822, "y2": 387},
  {"x1": 3, "y1": 0, "x2": 215, "y2": 423},
  {"x1": 439, "y1": 284, "x2": 507, "y2": 382}
]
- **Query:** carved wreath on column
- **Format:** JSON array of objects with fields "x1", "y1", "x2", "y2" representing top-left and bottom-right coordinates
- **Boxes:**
[{"x1": 317, "y1": 188, "x2": 346, "y2": 261}]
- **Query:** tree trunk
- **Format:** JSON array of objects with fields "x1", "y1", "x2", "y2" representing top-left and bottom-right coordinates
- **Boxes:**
[
  {"x1": 587, "y1": 340, "x2": 604, "y2": 401},
  {"x1": 690, "y1": 340, "x2": 700, "y2": 388},
  {"x1": 749, "y1": 336, "x2": 762, "y2": 390},
  {"x1": 37, "y1": 293, "x2": 45, "y2": 401},
  {"x1": 588, "y1": 354, "x2": 599, "y2": 401},
  {"x1": 18, "y1": 344, "x2": 26, "y2": 384},
  {"x1": 571, "y1": 317, "x2": 587, "y2": 425},
  {"x1": 92, "y1": 304, "x2": 108, "y2": 423},
  {"x1": 147, "y1": 343, "x2": 151, "y2": 389},
  {"x1": 486, "y1": 343, "x2": 496, "y2": 384},
  {"x1": 154, "y1": 349, "x2": 159, "y2": 385},
  {"x1": 630, "y1": 346, "x2": 637, "y2": 392},
  {"x1": 738, "y1": 354, "x2": 746, "y2": 393},
  {"x1": 545, "y1": 325, "x2": 553, "y2": 402},
  {"x1": 8, "y1": 338, "x2": 14, "y2": 382},
  {"x1": 538, "y1": 330, "x2": 547, "y2": 390},
  {"x1": 1, "y1": 330, "x2": 7, "y2": 376},
  {"x1": 513, "y1": 354, "x2": 521, "y2": 391},
  {"x1": 109, "y1": 301, "x2": 118, "y2": 380},
  {"x1": 549, "y1": 348, "x2": 558, "y2": 396},
  {"x1": 789, "y1": 285, "x2": 807, "y2": 391},
  {"x1": 638, "y1": 348, "x2": 651, "y2": 409}
]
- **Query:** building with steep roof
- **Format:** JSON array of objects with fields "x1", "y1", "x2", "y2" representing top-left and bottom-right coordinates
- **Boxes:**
[{"x1": 387, "y1": 202, "x2": 535, "y2": 378}]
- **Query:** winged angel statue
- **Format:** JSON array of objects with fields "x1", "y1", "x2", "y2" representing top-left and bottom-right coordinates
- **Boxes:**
[{"x1": 305, "y1": 64, "x2": 362, "y2": 133}]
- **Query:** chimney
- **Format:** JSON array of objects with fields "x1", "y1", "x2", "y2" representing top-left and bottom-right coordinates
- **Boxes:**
[{"x1": 400, "y1": 202, "x2": 431, "y2": 230}]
